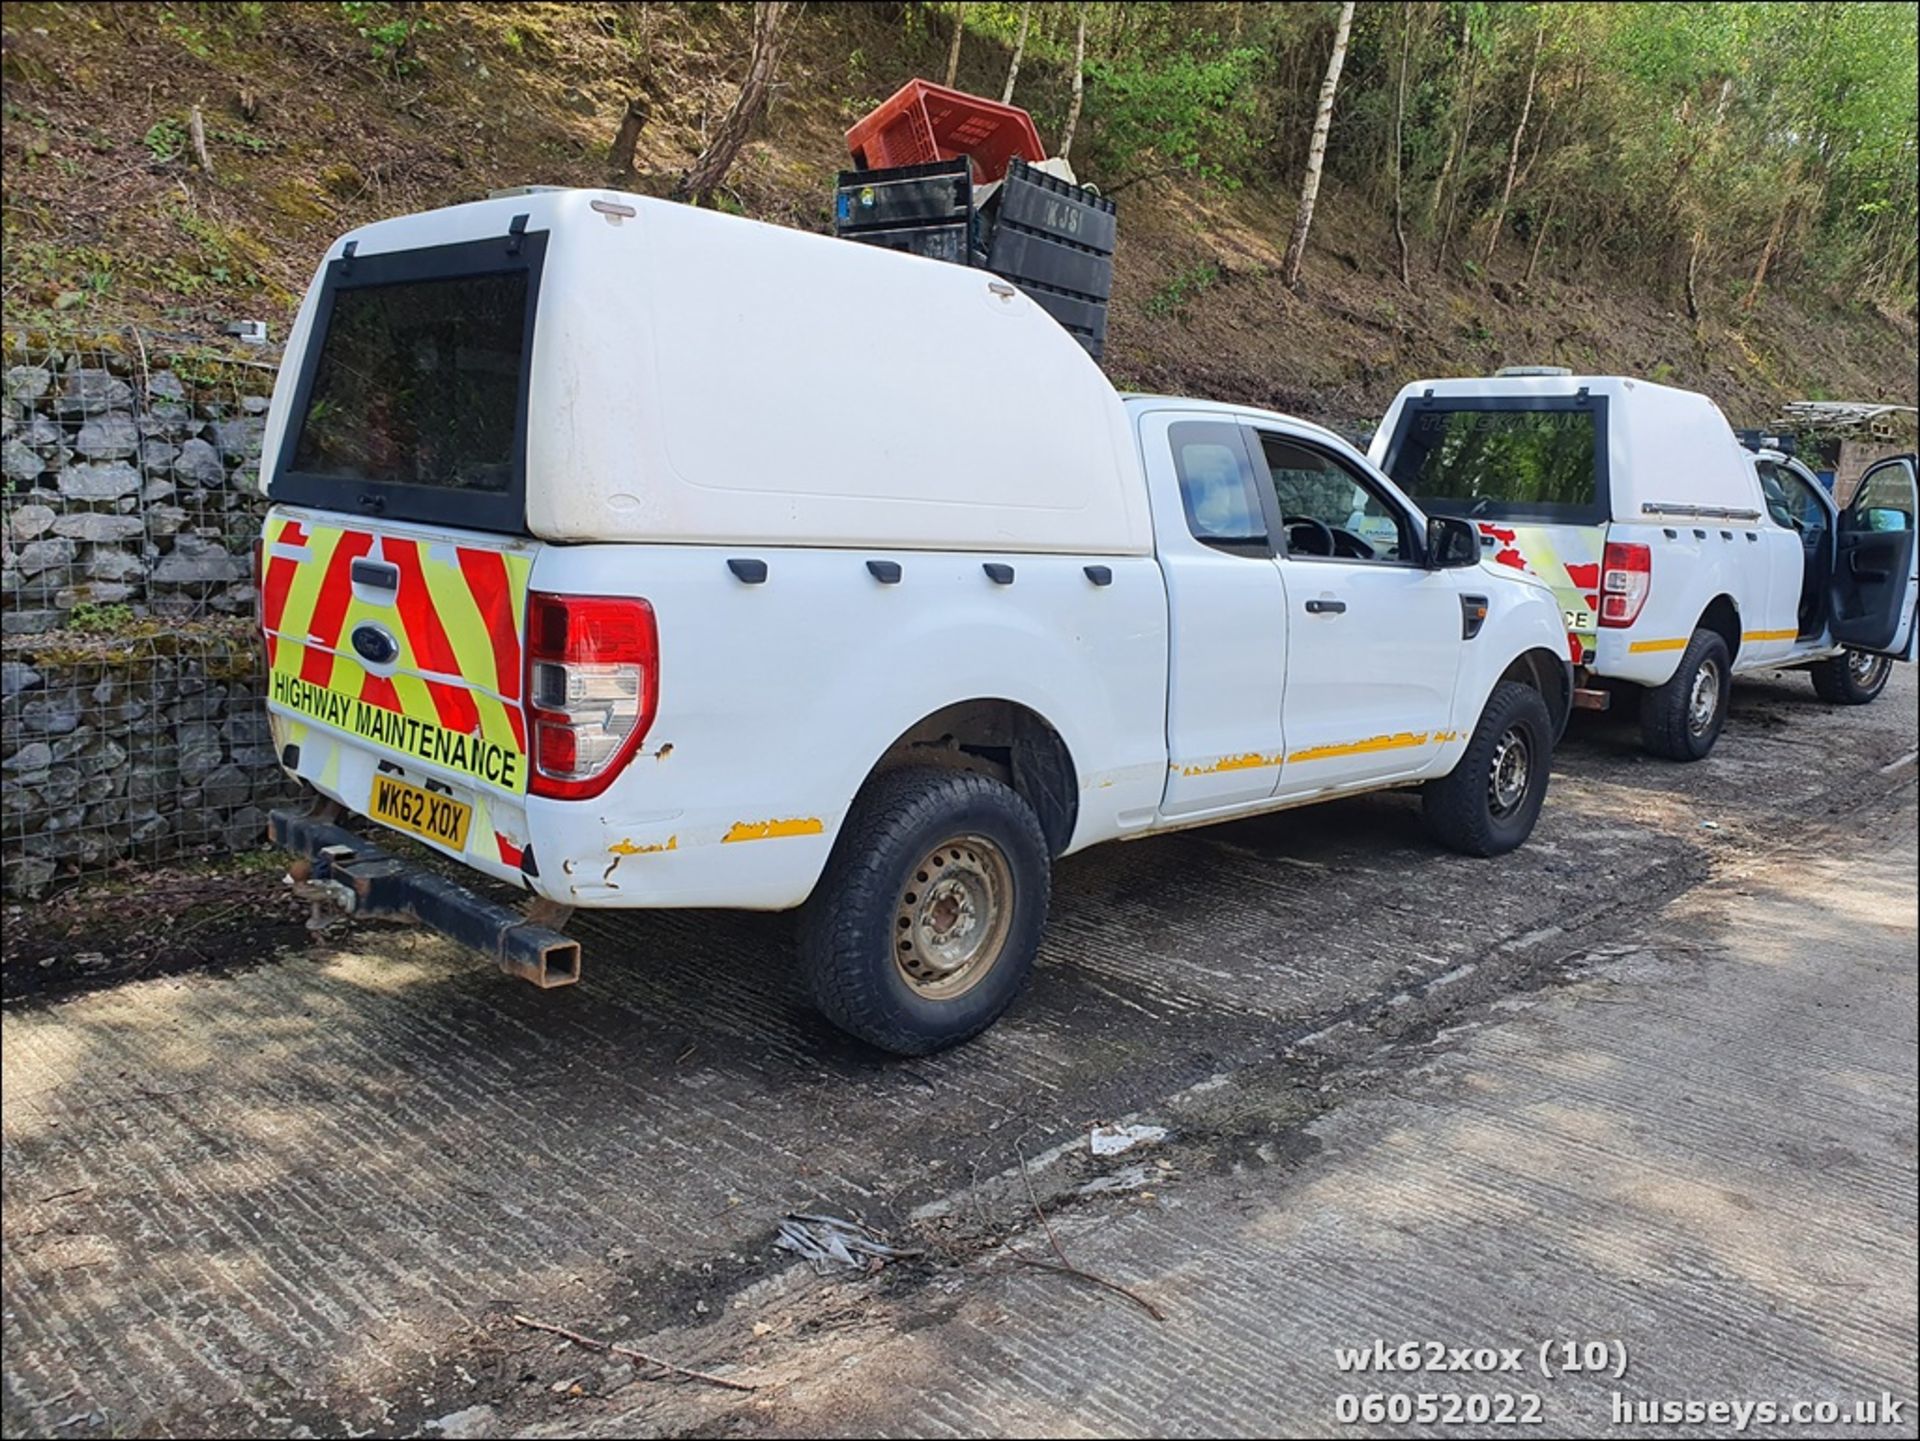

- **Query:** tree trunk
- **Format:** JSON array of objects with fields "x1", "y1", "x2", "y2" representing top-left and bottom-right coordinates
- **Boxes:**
[
  {"x1": 1743, "y1": 191, "x2": 1793, "y2": 312},
  {"x1": 1000, "y1": 2, "x2": 1031, "y2": 105},
  {"x1": 943, "y1": 2, "x2": 966, "y2": 88},
  {"x1": 1743, "y1": 153, "x2": 1801, "y2": 311},
  {"x1": 1280, "y1": 0, "x2": 1356, "y2": 292},
  {"x1": 188, "y1": 101, "x2": 213, "y2": 176},
  {"x1": 1428, "y1": 9, "x2": 1472, "y2": 228},
  {"x1": 1391, "y1": 8, "x2": 1412, "y2": 290},
  {"x1": 1056, "y1": 7, "x2": 1089, "y2": 160},
  {"x1": 1435, "y1": 19, "x2": 1486, "y2": 269},
  {"x1": 673, "y1": 1, "x2": 794, "y2": 207},
  {"x1": 1684, "y1": 222, "x2": 1705, "y2": 320},
  {"x1": 1483, "y1": 22, "x2": 1544, "y2": 268},
  {"x1": 1524, "y1": 194, "x2": 1556, "y2": 286},
  {"x1": 609, "y1": 96, "x2": 652, "y2": 178}
]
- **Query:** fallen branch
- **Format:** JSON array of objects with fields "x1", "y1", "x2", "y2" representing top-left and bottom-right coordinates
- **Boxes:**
[
  {"x1": 1010, "y1": 1145, "x2": 1166, "y2": 1322},
  {"x1": 510, "y1": 1314, "x2": 758, "y2": 1392},
  {"x1": 1005, "y1": 1249, "x2": 1168, "y2": 1323}
]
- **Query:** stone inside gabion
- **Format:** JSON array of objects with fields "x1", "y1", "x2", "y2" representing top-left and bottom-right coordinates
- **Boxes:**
[{"x1": 3, "y1": 349, "x2": 297, "y2": 898}]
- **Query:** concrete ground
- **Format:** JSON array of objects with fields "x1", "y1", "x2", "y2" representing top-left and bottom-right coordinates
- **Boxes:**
[{"x1": 3, "y1": 664, "x2": 1916, "y2": 1439}]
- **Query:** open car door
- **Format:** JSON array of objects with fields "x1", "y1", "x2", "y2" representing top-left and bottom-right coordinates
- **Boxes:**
[{"x1": 1831, "y1": 455, "x2": 1920, "y2": 660}]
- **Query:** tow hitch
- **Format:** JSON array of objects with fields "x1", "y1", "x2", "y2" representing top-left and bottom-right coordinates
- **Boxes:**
[{"x1": 270, "y1": 808, "x2": 581, "y2": 988}]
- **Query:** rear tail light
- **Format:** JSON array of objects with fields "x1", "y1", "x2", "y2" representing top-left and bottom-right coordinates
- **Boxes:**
[
  {"x1": 252, "y1": 535, "x2": 265, "y2": 612},
  {"x1": 524, "y1": 592, "x2": 659, "y2": 800},
  {"x1": 1598, "y1": 542, "x2": 1651, "y2": 629}
]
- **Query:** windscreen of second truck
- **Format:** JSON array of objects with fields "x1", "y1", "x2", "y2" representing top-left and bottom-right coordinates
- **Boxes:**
[
  {"x1": 290, "y1": 270, "x2": 527, "y2": 494},
  {"x1": 1384, "y1": 404, "x2": 1602, "y2": 523}
]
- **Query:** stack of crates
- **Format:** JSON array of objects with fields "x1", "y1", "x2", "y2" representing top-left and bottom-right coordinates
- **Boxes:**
[
  {"x1": 984, "y1": 158, "x2": 1117, "y2": 362},
  {"x1": 831, "y1": 82, "x2": 1118, "y2": 363}
]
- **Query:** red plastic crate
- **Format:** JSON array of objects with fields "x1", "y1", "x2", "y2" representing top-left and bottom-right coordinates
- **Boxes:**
[{"x1": 846, "y1": 79, "x2": 1046, "y2": 185}]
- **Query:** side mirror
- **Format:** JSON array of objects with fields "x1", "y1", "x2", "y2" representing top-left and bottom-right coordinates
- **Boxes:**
[{"x1": 1426, "y1": 514, "x2": 1481, "y2": 569}]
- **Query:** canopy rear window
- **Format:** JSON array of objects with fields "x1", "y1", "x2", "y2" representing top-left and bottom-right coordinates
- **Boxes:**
[
  {"x1": 272, "y1": 231, "x2": 546, "y2": 534},
  {"x1": 1382, "y1": 398, "x2": 1608, "y2": 525}
]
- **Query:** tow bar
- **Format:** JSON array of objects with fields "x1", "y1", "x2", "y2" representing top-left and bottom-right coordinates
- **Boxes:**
[{"x1": 269, "y1": 807, "x2": 581, "y2": 988}]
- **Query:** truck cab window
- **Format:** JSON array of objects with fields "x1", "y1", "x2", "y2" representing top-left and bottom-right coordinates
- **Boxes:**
[
  {"x1": 1756, "y1": 460, "x2": 1798, "y2": 530},
  {"x1": 1255, "y1": 434, "x2": 1408, "y2": 562},
  {"x1": 1851, "y1": 469, "x2": 1916, "y2": 531},
  {"x1": 1169, "y1": 421, "x2": 1267, "y2": 553}
]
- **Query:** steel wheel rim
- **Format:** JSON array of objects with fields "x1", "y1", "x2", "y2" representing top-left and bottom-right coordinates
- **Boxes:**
[
  {"x1": 893, "y1": 834, "x2": 1015, "y2": 1001},
  {"x1": 1688, "y1": 658, "x2": 1721, "y2": 736},
  {"x1": 1488, "y1": 726, "x2": 1532, "y2": 818},
  {"x1": 1846, "y1": 650, "x2": 1890, "y2": 690}
]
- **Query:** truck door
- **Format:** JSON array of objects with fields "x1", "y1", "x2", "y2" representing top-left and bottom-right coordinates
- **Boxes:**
[
  {"x1": 1248, "y1": 428, "x2": 1463, "y2": 794},
  {"x1": 1831, "y1": 456, "x2": 1920, "y2": 660},
  {"x1": 1141, "y1": 414, "x2": 1291, "y2": 818}
]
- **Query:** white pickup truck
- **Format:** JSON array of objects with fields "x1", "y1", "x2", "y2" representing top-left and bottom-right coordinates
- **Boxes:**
[
  {"x1": 256, "y1": 190, "x2": 1571, "y2": 1053},
  {"x1": 1371, "y1": 371, "x2": 1919, "y2": 760}
]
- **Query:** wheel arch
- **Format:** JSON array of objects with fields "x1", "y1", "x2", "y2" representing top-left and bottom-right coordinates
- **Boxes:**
[
  {"x1": 860, "y1": 698, "x2": 1080, "y2": 857},
  {"x1": 1499, "y1": 646, "x2": 1574, "y2": 739},
  {"x1": 1697, "y1": 592, "x2": 1742, "y2": 666}
]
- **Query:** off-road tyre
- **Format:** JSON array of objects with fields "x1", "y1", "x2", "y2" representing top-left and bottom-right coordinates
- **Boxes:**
[
  {"x1": 798, "y1": 766, "x2": 1050, "y2": 1055},
  {"x1": 1639, "y1": 627, "x2": 1732, "y2": 761},
  {"x1": 1809, "y1": 649, "x2": 1892, "y2": 706},
  {"x1": 1421, "y1": 680, "x2": 1554, "y2": 858}
]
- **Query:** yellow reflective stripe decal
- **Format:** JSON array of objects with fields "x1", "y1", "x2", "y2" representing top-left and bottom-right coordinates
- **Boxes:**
[
  {"x1": 1742, "y1": 628, "x2": 1797, "y2": 643},
  {"x1": 1628, "y1": 638, "x2": 1690, "y2": 654},
  {"x1": 277, "y1": 524, "x2": 346, "y2": 640},
  {"x1": 1288, "y1": 731, "x2": 1432, "y2": 764},
  {"x1": 419, "y1": 544, "x2": 505, "y2": 695}
]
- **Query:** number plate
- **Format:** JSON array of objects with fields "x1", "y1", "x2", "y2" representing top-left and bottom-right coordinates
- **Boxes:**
[{"x1": 369, "y1": 775, "x2": 473, "y2": 850}]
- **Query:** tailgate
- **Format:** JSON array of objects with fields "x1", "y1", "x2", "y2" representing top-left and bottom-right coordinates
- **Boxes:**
[
  {"x1": 261, "y1": 507, "x2": 537, "y2": 866},
  {"x1": 1474, "y1": 519, "x2": 1605, "y2": 659}
]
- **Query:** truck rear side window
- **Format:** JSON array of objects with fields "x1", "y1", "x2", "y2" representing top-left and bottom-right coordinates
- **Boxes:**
[
  {"x1": 1170, "y1": 421, "x2": 1267, "y2": 554},
  {"x1": 1383, "y1": 402, "x2": 1605, "y2": 524},
  {"x1": 272, "y1": 232, "x2": 545, "y2": 534},
  {"x1": 292, "y1": 271, "x2": 526, "y2": 493}
]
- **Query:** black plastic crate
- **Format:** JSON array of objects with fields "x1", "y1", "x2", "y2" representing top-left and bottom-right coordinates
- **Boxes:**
[
  {"x1": 840, "y1": 222, "x2": 971, "y2": 267},
  {"x1": 984, "y1": 159, "x2": 1117, "y2": 362},
  {"x1": 992, "y1": 157, "x2": 1118, "y2": 254},
  {"x1": 835, "y1": 159, "x2": 972, "y2": 235},
  {"x1": 1016, "y1": 287, "x2": 1110, "y2": 360}
]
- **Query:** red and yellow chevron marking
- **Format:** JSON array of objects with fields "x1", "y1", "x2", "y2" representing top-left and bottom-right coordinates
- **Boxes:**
[{"x1": 261, "y1": 514, "x2": 532, "y2": 794}]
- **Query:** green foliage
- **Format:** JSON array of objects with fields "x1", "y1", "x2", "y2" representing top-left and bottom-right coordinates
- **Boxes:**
[
  {"x1": 942, "y1": 1, "x2": 1914, "y2": 306},
  {"x1": 1084, "y1": 49, "x2": 1262, "y2": 185},
  {"x1": 156, "y1": 8, "x2": 214, "y2": 59},
  {"x1": 66, "y1": 602, "x2": 138, "y2": 635},
  {"x1": 339, "y1": 1, "x2": 432, "y2": 77},
  {"x1": 1146, "y1": 263, "x2": 1221, "y2": 318},
  {"x1": 143, "y1": 118, "x2": 187, "y2": 163}
]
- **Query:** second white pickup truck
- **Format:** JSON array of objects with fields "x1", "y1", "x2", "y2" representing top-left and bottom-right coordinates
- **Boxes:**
[
  {"x1": 1371, "y1": 371, "x2": 1919, "y2": 760},
  {"x1": 257, "y1": 189, "x2": 1572, "y2": 1052}
]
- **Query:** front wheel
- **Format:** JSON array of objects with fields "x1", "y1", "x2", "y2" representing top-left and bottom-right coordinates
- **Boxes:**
[
  {"x1": 1809, "y1": 649, "x2": 1892, "y2": 706},
  {"x1": 1421, "y1": 680, "x2": 1554, "y2": 857},
  {"x1": 1638, "y1": 627, "x2": 1731, "y2": 761},
  {"x1": 798, "y1": 767, "x2": 1051, "y2": 1055}
]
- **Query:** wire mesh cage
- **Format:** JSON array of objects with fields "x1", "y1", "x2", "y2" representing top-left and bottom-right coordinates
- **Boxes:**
[{"x1": 2, "y1": 331, "x2": 301, "y2": 898}]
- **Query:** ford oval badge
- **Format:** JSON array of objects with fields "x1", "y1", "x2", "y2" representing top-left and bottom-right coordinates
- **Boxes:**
[{"x1": 351, "y1": 622, "x2": 400, "y2": 666}]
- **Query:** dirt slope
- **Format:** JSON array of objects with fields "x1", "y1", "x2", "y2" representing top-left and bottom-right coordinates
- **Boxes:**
[{"x1": 3, "y1": 2, "x2": 1914, "y2": 432}]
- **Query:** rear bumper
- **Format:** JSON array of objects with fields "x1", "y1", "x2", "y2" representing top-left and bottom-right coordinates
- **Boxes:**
[{"x1": 270, "y1": 807, "x2": 580, "y2": 988}]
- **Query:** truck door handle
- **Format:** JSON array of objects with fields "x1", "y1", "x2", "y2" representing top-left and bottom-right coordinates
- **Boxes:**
[{"x1": 1305, "y1": 599, "x2": 1346, "y2": 615}]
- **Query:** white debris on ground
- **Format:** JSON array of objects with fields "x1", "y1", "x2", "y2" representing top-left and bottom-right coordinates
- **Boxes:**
[{"x1": 1089, "y1": 1123, "x2": 1168, "y2": 1157}]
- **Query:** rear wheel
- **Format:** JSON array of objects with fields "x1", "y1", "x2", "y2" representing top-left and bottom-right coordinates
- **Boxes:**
[
  {"x1": 1422, "y1": 680, "x2": 1554, "y2": 857},
  {"x1": 1809, "y1": 649, "x2": 1892, "y2": 706},
  {"x1": 1639, "y1": 628, "x2": 1731, "y2": 761},
  {"x1": 798, "y1": 767, "x2": 1050, "y2": 1055}
]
